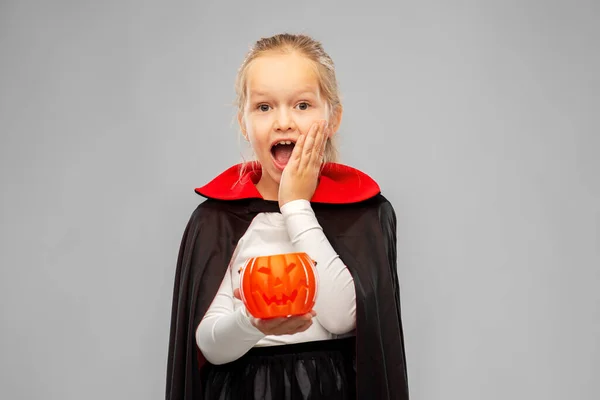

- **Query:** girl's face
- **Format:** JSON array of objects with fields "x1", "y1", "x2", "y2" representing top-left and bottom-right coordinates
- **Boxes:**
[{"x1": 239, "y1": 52, "x2": 339, "y2": 200}]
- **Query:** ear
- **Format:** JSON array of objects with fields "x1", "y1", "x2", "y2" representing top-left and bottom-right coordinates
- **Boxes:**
[
  {"x1": 328, "y1": 105, "x2": 343, "y2": 137},
  {"x1": 237, "y1": 112, "x2": 248, "y2": 141}
]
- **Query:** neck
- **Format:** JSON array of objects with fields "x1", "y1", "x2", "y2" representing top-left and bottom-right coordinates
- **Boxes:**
[{"x1": 255, "y1": 176, "x2": 279, "y2": 201}]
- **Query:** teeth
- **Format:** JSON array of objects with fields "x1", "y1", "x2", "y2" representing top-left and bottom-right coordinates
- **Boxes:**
[{"x1": 275, "y1": 140, "x2": 293, "y2": 146}]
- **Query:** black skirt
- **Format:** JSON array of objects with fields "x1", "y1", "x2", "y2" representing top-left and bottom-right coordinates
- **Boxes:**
[{"x1": 200, "y1": 337, "x2": 356, "y2": 400}]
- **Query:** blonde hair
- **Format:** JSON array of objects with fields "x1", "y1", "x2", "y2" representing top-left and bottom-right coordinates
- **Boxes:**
[{"x1": 235, "y1": 33, "x2": 342, "y2": 177}]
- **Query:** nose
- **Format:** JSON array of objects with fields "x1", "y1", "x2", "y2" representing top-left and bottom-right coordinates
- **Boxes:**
[{"x1": 274, "y1": 109, "x2": 295, "y2": 132}]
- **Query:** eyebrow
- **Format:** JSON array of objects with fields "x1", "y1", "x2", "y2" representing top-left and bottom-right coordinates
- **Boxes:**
[{"x1": 249, "y1": 88, "x2": 318, "y2": 98}]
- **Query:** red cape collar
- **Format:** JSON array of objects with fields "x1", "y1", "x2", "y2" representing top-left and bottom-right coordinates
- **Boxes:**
[{"x1": 195, "y1": 162, "x2": 381, "y2": 204}]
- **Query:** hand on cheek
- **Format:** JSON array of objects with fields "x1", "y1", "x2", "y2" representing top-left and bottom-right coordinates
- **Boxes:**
[{"x1": 278, "y1": 119, "x2": 329, "y2": 208}]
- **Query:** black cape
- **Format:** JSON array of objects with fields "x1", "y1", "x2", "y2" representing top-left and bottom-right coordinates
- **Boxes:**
[{"x1": 165, "y1": 163, "x2": 410, "y2": 399}]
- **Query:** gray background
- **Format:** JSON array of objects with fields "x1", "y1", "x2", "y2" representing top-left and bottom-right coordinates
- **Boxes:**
[{"x1": 1, "y1": 0, "x2": 598, "y2": 399}]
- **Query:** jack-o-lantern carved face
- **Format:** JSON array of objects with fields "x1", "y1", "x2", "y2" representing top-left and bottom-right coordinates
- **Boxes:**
[{"x1": 239, "y1": 252, "x2": 318, "y2": 319}]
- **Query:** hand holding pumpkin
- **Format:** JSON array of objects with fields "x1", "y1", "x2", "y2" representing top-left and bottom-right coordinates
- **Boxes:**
[
  {"x1": 234, "y1": 288, "x2": 316, "y2": 335},
  {"x1": 236, "y1": 252, "x2": 319, "y2": 336}
]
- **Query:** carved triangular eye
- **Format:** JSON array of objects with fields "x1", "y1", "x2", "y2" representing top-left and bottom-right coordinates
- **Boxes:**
[
  {"x1": 285, "y1": 263, "x2": 296, "y2": 273},
  {"x1": 258, "y1": 267, "x2": 271, "y2": 274}
]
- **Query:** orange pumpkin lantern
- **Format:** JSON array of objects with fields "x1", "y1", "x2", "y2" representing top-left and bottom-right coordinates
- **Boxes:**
[{"x1": 239, "y1": 252, "x2": 318, "y2": 319}]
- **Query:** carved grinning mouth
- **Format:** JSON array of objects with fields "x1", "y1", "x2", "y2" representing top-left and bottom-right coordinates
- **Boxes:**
[{"x1": 261, "y1": 289, "x2": 299, "y2": 306}]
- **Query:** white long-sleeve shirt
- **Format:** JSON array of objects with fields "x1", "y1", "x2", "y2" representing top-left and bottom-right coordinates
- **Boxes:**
[{"x1": 196, "y1": 199, "x2": 357, "y2": 365}]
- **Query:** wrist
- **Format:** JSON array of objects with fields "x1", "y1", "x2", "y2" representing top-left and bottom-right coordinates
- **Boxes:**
[
  {"x1": 279, "y1": 198, "x2": 312, "y2": 214},
  {"x1": 238, "y1": 307, "x2": 266, "y2": 337},
  {"x1": 279, "y1": 196, "x2": 310, "y2": 208}
]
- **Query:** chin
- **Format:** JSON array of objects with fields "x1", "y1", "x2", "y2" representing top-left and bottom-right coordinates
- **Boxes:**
[
  {"x1": 255, "y1": 157, "x2": 281, "y2": 183},
  {"x1": 265, "y1": 167, "x2": 283, "y2": 184},
  {"x1": 259, "y1": 155, "x2": 282, "y2": 177}
]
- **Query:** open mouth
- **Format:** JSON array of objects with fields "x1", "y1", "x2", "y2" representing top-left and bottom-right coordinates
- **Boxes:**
[{"x1": 270, "y1": 140, "x2": 296, "y2": 169}]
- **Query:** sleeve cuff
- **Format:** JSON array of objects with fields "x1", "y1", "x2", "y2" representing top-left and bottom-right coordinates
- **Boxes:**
[
  {"x1": 235, "y1": 307, "x2": 266, "y2": 338},
  {"x1": 280, "y1": 199, "x2": 312, "y2": 215}
]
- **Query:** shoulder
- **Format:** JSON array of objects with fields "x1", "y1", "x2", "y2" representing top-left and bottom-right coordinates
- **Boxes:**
[
  {"x1": 369, "y1": 194, "x2": 396, "y2": 218},
  {"x1": 312, "y1": 163, "x2": 381, "y2": 204},
  {"x1": 312, "y1": 193, "x2": 396, "y2": 234},
  {"x1": 186, "y1": 198, "x2": 248, "y2": 228},
  {"x1": 313, "y1": 193, "x2": 395, "y2": 213}
]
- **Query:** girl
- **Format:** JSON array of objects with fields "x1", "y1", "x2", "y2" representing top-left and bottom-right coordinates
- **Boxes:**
[{"x1": 166, "y1": 33, "x2": 409, "y2": 400}]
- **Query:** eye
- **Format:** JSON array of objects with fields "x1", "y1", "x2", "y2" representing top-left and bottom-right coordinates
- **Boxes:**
[
  {"x1": 258, "y1": 267, "x2": 271, "y2": 274},
  {"x1": 285, "y1": 263, "x2": 296, "y2": 273},
  {"x1": 258, "y1": 104, "x2": 271, "y2": 112},
  {"x1": 295, "y1": 102, "x2": 310, "y2": 111}
]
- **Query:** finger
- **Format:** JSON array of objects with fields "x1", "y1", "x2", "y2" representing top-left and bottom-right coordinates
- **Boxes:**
[
  {"x1": 293, "y1": 317, "x2": 314, "y2": 333},
  {"x1": 233, "y1": 288, "x2": 241, "y2": 300},
  {"x1": 257, "y1": 317, "x2": 287, "y2": 332},
  {"x1": 311, "y1": 122, "x2": 327, "y2": 166},
  {"x1": 278, "y1": 317, "x2": 311, "y2": 334},
  {"x1": 275, "y1": 314, "x2": 309, "y2": 327},
  {"x1": 300, "y1": 121, "x2": 321, "y2": 169},
  {"x1": 294, "y1": 320, "x2": 313, "y2": 333},
  {"x1": 288, "y1": 131, "x2": 306, "y2": 167}
]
